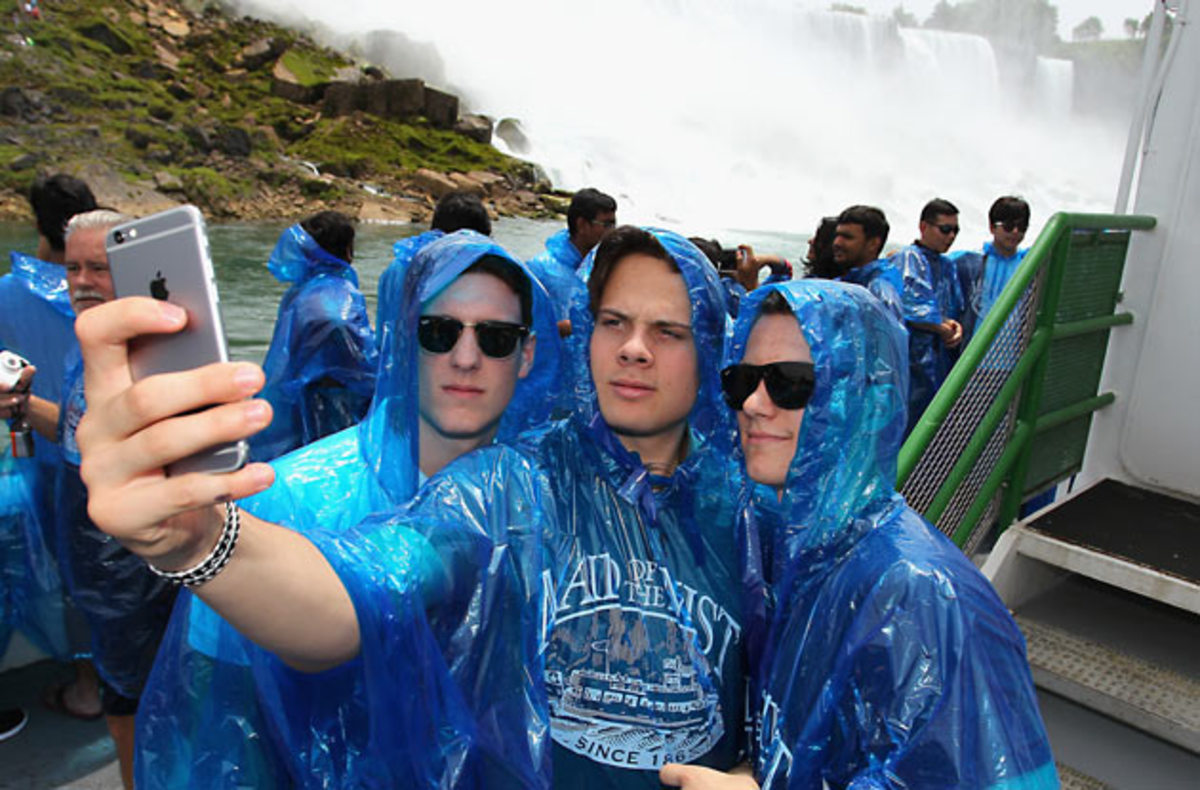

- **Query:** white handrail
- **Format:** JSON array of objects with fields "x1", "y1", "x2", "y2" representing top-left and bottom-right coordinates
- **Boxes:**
[{"x1": 1115, "y1": 1, "x2": 1169, "y2": 213}]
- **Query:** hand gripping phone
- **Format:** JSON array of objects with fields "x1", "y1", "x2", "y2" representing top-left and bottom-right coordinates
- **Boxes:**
[{"x1": 106, "y1": 205, "x2": 248, "y2": 475}]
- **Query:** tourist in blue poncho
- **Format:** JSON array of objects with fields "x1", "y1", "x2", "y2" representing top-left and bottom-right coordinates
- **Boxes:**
[
  {"x1": 0, "y1": 175, "x2": 97, "y2": 668},
  {"x1": 830, "y1": 206, "x2": 904, "y2": 323},
  {"x1": 250, "y1": 213, "x2": 378, "y2": 461},
  {"x1": 520, "y1": 226, "x2": 763, "y2": 787},
  {"x1": 7, "y1": 210, "x2": 179, "y2": 787},
  {"x1": 717, "y1": 280, "x2": 1055, "y2": 789},
  {"x1": 951, "y1": 196, "x2": 1031, "y2": 342},
  {"x1": 892, "y1": 198, "x2": 965, "y2": 433},
  {"x1": 528, "y1": 187, "x2": 617, "y2": 322},
  {"x1": 0, "y1": 259, "x2": 72, "y2": 664},
  {"x1": 134, "y1": 229, "x2": 568, "y2": 788}
]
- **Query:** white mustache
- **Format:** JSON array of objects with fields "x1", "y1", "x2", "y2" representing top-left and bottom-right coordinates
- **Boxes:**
[{"x1": 72, "y1": 289, "x2": 107, "y2": 303}]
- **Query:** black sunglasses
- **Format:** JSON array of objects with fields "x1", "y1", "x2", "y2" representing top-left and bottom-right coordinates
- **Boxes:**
[
  {"x1": 721, "y1": 361, "x2": 816, "y2": 411},
  {"x1": 934, "y1": 223, "x2": 960, "y2": 235},
  {"x1": 992, "y1": 221, "x2": 1028, "y2": 233},
  {"x1": 417, "y1": 315, "x2": 529, "y2": 359}
]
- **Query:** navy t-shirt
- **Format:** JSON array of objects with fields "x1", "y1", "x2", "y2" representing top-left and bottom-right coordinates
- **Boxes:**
[{"x1": 529, "y1": 420, "x2": 752, "y2": 788}]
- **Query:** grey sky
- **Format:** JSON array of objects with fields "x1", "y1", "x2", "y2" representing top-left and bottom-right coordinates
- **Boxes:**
[{"x1": 833, "y1": 0, "x2": 1158, "y2": 40}]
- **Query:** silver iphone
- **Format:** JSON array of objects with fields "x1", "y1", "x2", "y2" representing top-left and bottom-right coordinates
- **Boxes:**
[{"x1": 106, "y1": 205, "x2": 248, "y2": 475}]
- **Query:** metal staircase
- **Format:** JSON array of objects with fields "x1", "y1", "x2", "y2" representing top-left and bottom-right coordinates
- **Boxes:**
[{"x1": 898, "y1": 213, "x2": 1200, "y2": 786}]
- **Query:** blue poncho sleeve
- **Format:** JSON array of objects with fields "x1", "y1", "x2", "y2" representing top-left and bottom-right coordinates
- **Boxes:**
[
  {"x1": 891, "y1": 246, "x2": 958, "y2": 430},
  {"x1": 250, "y1": 445, "x2": 551, "y2": 788},
  {"x1": 894, "y1": 245, "x2": 942, "y2": 326}
]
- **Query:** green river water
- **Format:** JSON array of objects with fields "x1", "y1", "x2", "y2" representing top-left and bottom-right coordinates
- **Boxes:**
[{"x1": 1, "y1": 217, "x2": 563, "y2": 363}]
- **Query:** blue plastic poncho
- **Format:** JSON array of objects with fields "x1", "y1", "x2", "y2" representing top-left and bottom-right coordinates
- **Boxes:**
[
  {"x1": 1, "y1": 445, "x2": 68, "y2": 658},
  {"x1": 55, "y1": 349, "x2": 177, "y2": 696},
  {"x1": 521, "y1": 229, "x2": 764, "y2": 787},
  {"x1": 1, "y1": 252, "x2": 75, "y2": 402},
  {"x1": 527, "y1": 228, "x2": 587, "y2": 324},
  {"x1": 726, "y1": 281, "x2": 1055, "y2": 789},
  {"x1": 136, "y1": 230, "x2": 568, "y2": 788},
  {"x1": 375, "y1": 229, "x2": 444, "y2": 347},
  {"x1": 892, "y1": 243, "x2": 963, "y2": 432},
  {"x1": 839, "y1": 257, "x2": 904, "y2": 323},
  {"x1": 265, "y1": 444, "x2": 552, "y2": 787},
  {"x1": 250, "y1": 225, "x2": 378, "y2": 461},
  {"x1": 0, "y1": 251, "x2": 76, "y2": 658},
  {"x1": 951, "y1": 242, "x2": 1028, "y2": 342}
]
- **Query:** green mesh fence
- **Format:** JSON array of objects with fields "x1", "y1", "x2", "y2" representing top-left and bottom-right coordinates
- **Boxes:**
[{"x1": 897, "y1": 214, "x2": 1155, "y2": 552}]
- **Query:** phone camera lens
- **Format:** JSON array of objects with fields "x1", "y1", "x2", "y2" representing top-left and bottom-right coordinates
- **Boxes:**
[{"x1": 113, "y1": 230, "x2": 125, "y2": 244}]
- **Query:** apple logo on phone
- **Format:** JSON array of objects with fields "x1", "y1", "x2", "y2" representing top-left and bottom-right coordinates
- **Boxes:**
[{"x1": 150, "y1": 271, "x2": 170, "y2": 301}]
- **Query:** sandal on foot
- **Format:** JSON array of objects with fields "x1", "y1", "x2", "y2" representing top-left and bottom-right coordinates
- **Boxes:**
[{"x1": 42, "y1": 681, "x2": 103, "y2": 721}]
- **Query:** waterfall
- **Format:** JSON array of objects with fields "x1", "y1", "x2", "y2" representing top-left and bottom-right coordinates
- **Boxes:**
[
  {"x1": 1033, "y1": 57, "x2": 1075, "y2": 119},
  {"x1": 236, "y1": 0, "x2": 1126, "y2": 248}
]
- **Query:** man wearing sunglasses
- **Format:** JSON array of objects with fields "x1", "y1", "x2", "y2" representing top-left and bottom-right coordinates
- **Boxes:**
[
  {"x1": 891, "y1": 197, "x2": 966, "y2": 433},
  {"x1": 951, "y1": 196, "x2": 1031, "y2": 342},
  {"x1": 674, "y1": 280, "x2": 1054, "y2": 789},
  {"x1": 99, "y1": 230, "x2": 567, "y2": 787}
]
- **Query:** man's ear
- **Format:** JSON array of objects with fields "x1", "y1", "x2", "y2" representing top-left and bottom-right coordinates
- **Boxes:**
[{"x1": 517, "y1": 334, "x2": 536, "y2": 379}]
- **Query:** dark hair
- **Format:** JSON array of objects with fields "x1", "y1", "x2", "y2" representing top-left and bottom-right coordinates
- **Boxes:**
[
  {"x1": 688, "y1": 236, "x2": 723, "y2": 267},
  {"x1": 757, "y1": 288, "x2": 792, "y2": 316},
  {"x1": 587, "y1": 225, "x2": 677, "y2": 317},
  {"x1": 301, "y1": 210, "x2": 355, "y2": 262},
  {"x1": 804, "y1": 216, "x2": 840, "y2": 279},
  {"x1": 432, "y1": 189, "x2": 492, "y2": 235},
  {"x1": 920, "y1": 198, "x2": 959, "y2": 224},
  {"x1": 29, "y1": 174, "x2": 98, "y2": 253},
  {"x1": 988, "y1": 196, "x2": 1031, "y2": 226},
  {"x1": 463, "y1": 254, "x2": 533, "y2": 327},
  {"x1": 837, "y1": 205, "x2": 890, "y2": 250},
  {"x1": 567, "y1": 187, "x2": 617, "y2": 239}
]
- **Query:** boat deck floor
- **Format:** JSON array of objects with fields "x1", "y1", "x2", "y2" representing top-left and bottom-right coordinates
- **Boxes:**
[
  {"x1": 1028, "y1": 479, "x2": 1200, "y2": 584},
  {"x1": 0, "y1": 660, "x2": 120, "y2": 789}
]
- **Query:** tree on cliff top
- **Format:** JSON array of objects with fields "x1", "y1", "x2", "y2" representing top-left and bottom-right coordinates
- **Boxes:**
[
  {"x1": 925, "y1": 0, "x2": 1059, "y2": 52},
  {"x1": 1072, "y1": 16, "x2": 1103, "y2": 42}
]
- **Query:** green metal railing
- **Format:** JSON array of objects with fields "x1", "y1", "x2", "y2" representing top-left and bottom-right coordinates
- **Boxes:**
[{"x1": 897, "y1": 212, "x2": 1156, "y2": 548}]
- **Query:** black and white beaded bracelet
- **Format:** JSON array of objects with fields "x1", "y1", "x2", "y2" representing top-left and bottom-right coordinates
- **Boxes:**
[{"x1": 147, "y1": 502, "x2": 241, "y2": 587}]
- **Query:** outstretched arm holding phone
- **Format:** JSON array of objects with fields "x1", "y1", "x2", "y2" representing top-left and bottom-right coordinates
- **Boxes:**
[{"x1": 74, "y1": 296, "x2": 360, "y2": 672}]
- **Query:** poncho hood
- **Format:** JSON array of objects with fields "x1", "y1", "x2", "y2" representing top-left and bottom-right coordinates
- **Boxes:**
[
  {"x1": 266, "y1": 223, "x2": 357, "y2": 285},
  {"x1": 361, "y1": 229, "x2": 566, "y2": 502},
  {"x1": 727, "y1": 280, "x2": 908, "y2": 572}
]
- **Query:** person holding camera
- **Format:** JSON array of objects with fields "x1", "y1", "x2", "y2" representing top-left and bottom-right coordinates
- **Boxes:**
[{"x1": 5, "y1": 210, "x2": 178, "y2": 790}]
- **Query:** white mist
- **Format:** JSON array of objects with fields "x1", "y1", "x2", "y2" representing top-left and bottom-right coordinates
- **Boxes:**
[{"x1": 237, "y1": 0, "x2": 1131, "y2": 251}]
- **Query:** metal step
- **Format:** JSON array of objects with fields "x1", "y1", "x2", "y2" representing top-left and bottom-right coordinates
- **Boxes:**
[
  {"x1": 1018, "y1": 616, "x2": 1200, "y2": 754},
  {"x1": 984, "y1": 524, "x2": 1200, "y2": 617},
  {"x1": 1056, "y1": 763, "x2": 1111, "y2": 790}
]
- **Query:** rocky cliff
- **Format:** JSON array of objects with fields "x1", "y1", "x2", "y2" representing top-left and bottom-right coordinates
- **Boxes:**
[{"x1": 0, "y1": 0, "x2": 566, "y2": 224}]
